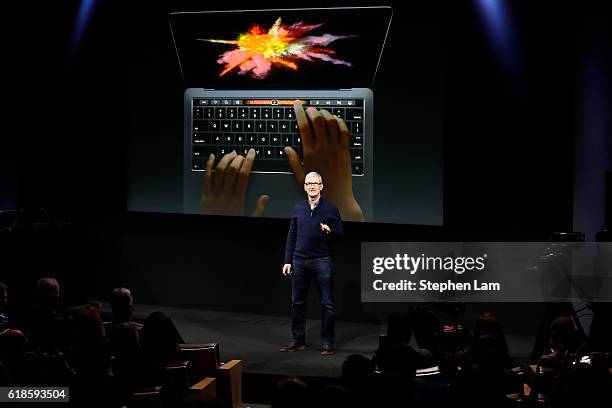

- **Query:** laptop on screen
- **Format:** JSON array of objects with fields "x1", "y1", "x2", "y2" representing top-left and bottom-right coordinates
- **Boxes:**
[{"x1": 170, "y1": 7, "x2": 392, "y2": 220}]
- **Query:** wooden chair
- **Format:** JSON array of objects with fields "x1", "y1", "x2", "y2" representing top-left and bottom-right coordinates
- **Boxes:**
[
  {"x1": 130, "y1": 361, "x2": 217, "y2": 408},
  {"x1": 130, "y1": 386, "x2": 162, "y2": 408},
  {"x1": 163, "y1": 360, "x2": 191, "y2": 394},
  {"x1": 189, "y1": 377, "x2": 217, "y2": 397},
  {"x1": 177, "y1": 343, "x2": 242, "y2": 408}
]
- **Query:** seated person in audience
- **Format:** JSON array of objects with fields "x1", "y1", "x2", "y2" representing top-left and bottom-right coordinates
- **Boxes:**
[
  {"x1": 0, "y1": 282, "x2": 8, "y2": 331},
  {"x1": 341, "y1": 354, "x2": 375, "y2": 407},
  {"x1": 110, "y1": 322, "x2": 145, "y2": 400},
  {"x1": 583, "y1": 302, "x2": 612, "y2": 353},
  {"x1": 271, "y1": 376, "x2": 311, "y2": 408},
  {"x1": 412, "y1": 306, "x2": 443, "y2": 362},
  {"x1": 314, "y1": 385, "x2": 351, "y2": 408},
  {"x1": 341, "y1": 354, "x2": 372, "y2": 394},
  {"x1": 371, "y1": 342, "x2": 418, "y2": 406},
  {"x1": 457, "y1": 312, "x2": 513, "y2": 369},
  {"x1": 384, "y1": 312, "x2": 435, "y2": 368},
  {"x1": 0, "y1": 329, "x2": 43, "y2": 386},
  {"x1": 68, "y1": 306, "x2": 118, "y2": 407},
  {"x1": 28, "y1": 277, "x2": 67, "y2": 349},
  {"x1": 139, "y1": 311, "x2": 184, "y2": 386},
  {"x1": 1, "y1": 328, "x2": 76, "y2": 387},
  {"x1": 538, "y1": 316, "x2": 581, "y2": 369},
  {"x1": 69, "y1": 306, "x2": 112, "y2": 375},
  {"x1": 35, "y1": 277, "x2": 61, "y2": 313},
  {"x1": 106, "y1": 287, "x2": 142, "y2": 338},
  {"x1": 549, "y1": 350, "x2": 612, "y2": 408},
  {"x1": 454, "y1": 334, "x2": 519, "y2": 407}
]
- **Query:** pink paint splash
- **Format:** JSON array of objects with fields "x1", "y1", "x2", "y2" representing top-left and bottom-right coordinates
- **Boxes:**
[{"x1": 199, "y1": 17, "x2": 356, "y2": 79}]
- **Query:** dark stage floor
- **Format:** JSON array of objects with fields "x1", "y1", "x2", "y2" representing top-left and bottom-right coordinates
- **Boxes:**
[{"x1": 102, "y1": 303, "x2": 536, "y2": 379}]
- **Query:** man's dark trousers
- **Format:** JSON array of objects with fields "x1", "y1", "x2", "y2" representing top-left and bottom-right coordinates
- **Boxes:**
[{"x1": 291, "y1": 256, "x2": 335, "y2": 345}]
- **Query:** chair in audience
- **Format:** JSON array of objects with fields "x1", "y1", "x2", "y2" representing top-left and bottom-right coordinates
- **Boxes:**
[
  {"x1": 131, "y1": 386, "x2": 163, "y2": 408},
  {"x1": 163, "y1": 360, "x2": 191, "y2": 397},
  {"x1": 177, "y1": 343, "x2": 242, "y2": 408},
  {"x1": 130, "y1": 361, "x2": 217, "y2": 408}
]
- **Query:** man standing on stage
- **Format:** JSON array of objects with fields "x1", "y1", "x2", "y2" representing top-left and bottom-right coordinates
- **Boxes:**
[{"x1": 280, "y1": 171, "x2": 343, "y2": 356}]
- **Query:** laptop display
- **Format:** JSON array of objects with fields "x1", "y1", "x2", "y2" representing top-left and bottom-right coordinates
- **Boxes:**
[
  {"x1": 169, "y1": 7, "x2": 392, "y2": 89},
  {"x1": 171, "y1": 7, "x2": 392, "y2": 220}
]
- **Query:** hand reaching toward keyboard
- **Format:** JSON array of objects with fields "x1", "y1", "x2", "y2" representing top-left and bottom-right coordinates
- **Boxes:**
[
  {"x1": 285, "y1": 101, "x2": 364, "y2": 222},
  {"x1": 199, "y1": 149, "x2": 269, "y2": 217}
]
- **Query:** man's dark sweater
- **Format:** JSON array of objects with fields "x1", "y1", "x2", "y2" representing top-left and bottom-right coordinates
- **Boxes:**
[{"x1": 284, "y1": 197, "x2": 343, "y2": 264}]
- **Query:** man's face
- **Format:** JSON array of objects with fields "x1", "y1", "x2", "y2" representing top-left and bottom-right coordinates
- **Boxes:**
[{"x1": 304, "y1": 175, "x2": 323, "y2": 198}]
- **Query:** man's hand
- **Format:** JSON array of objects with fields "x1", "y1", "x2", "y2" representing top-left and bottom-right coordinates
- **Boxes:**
[
  {"x1": 285, "y1": 101, "x2": 365, "y2": 222},
  {"x1": 200, "y1": 149, "x2": 269, "y2": 217},
  {"x1": 282, "y1": 264, "x2": 292, "y2": 276},
  {"x1": 320, "y1": 223, "x2": 331, "y2": 234}
]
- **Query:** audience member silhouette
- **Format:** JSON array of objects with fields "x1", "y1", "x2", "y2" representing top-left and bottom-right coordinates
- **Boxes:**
[
  {"x1": 106, "y1": 287, "x2": 142, "y2": 338},
  {"x1": 271, "y1": 376, "x2": 311, "y2": 408},
  {"x1": 457, "y1": 312, "x2": 513, "y2": 369},
  {"x1": 111, "y1": 322, "x2": 145, "y2": 403},
  {"x1": 140, "y1": 311, "x2": 183, "y2": 386},
  {"x1": 315, "y1": 385, "x2": 352, "y2": 408},
  {"x1": 69, "y1": 306, "x2": 117, "y2": 407},
  {"x1": 454, "y1": 334, "x2": 517, "y2": 407},
  {"x1": 2, "y1": 275, "x2": 611, "y2": 407},
  {"x1": 69, "y1": 306, "x2": 111, "y2": 376},
  {"x1": 372, "y1": 342, "x2": 418, "y2": 407},
  {"x1": 384, "y1": 312, "x2": 435, "y2": 368},
  {"x1": 341, "y1": 354, "x2": 372, "y2": 394},
  {"x1": 539, "y1": 316, "x2": 581, "y2": 368},
  {"x1": 586, "y1": 303, "x2": 612, "y2": 353},
  {"x1": 412, "y1": 306, "x2": 442, "y2": 361},
  {"x1": 28, "y1": 277, "x2": 66, "y2": 349},
  {"x1": 341, "y1": 354, "x2": 374, "y2": 408},
  {"x1": 0, "y1": 329, "x2": 42, "y2": 386}
]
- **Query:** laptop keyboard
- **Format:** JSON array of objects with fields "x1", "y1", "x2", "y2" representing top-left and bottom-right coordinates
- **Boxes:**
[{"x1": 191, "y1": 98, "x2": 364, "y2": 175}]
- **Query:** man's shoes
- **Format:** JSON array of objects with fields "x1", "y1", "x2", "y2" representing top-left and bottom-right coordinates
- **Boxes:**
[
  {"x1": 279, "y1": 341, "x2": 306, "y2": 352},
  {"x1": 320, "y1": 344, "x2": 335, "y2": 356}
]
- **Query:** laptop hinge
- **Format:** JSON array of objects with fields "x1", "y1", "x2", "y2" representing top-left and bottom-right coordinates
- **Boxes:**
[{"x1": 202, "y1": 88, "x2": 352, "y2": 91}]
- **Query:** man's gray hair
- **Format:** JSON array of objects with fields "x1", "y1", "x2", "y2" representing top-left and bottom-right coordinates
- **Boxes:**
[{"x1": 305, "y1": 171, "x2": 323, "y2": 183}]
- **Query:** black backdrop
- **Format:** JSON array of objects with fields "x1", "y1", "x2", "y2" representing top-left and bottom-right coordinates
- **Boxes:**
[{"x1": 6, "y1": 0, "x2": 606, "y2": 331}]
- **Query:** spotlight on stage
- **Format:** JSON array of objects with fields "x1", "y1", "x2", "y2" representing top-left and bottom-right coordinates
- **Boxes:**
[
  {"x1": 69, "y1": 0, "x2": 97, "y2": 60},
  {"x1": 473, "y1": 0, "x2": 522, "y2": 78}
]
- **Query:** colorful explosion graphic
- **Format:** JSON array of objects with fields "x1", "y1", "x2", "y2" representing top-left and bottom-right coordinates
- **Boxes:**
[{"x1": 198, "y1": 18, "x2": 356, "y2": 79}]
